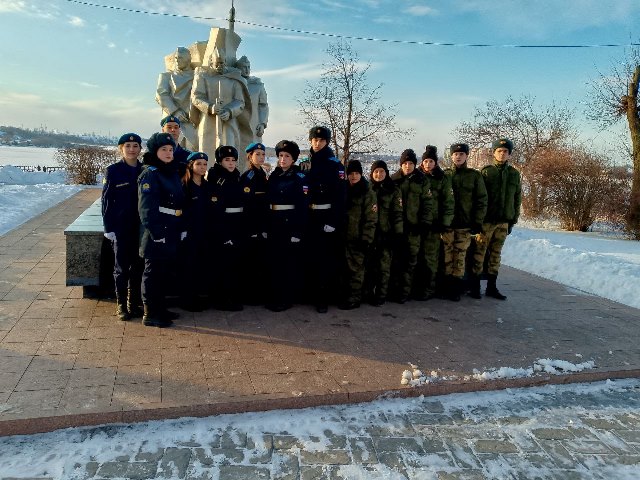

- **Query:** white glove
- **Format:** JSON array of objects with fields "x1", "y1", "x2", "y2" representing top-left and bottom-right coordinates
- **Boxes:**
[
  {"x1": 152, "y1": 238, "x2": 166, "y2": 244},
  {"x1": 104, "y1": 232, "x2": 116, "y2": 241},
  {"x1": 323, "y1": 224, "x2": 336, "y2": 233},
  {"x1": 180, "y1": 231, "x2": 187, "y2": 241},
  {"x1": 261, "y1": 232, "x2": 268, "y2": 239},
  {"x1": 224, "y1": 240, "x2": 234, "y2": 246},
  {"x1": 291, "y1": 236, "x2": 300, "y2": 243}
]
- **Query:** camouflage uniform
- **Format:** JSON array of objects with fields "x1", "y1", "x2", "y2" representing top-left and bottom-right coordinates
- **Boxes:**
[
  {"x1": 343, "y1": 177, "x2": 378, "y2": 305},
  {"x1": 363, "y1": 171, "x2": 403, "y2": 305},
  {"x1": 473, "y1": 159, "x2": 521, "y2": 286},
  {"x1": 415, "y1": 164, "x2": 454, "y2": 299},
  {"x1": 390, "y1": 168, "x2": 433, "y2": 302},
  {"x1": 443, "y1": 164, "x2": 487, "y2": 285}
]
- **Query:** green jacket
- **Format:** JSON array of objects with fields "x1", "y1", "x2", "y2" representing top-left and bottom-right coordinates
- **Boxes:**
[
  {"x1": 445, "y1": 164, "x2": 488, "y2": 229},
  {"x1": 481, "y1": 161, "x2": 522, "y2": 225},
  {"x1": 345, "y1": 178, "x2": 378, "y2": 244},
  {"x1": 391, "y1": 169, "x2": 433, "y2": 232},
  {"x1": 420, "y1": 165, "x2": 454, "y2": 229},
  {"x1": 371, "y1": 177, "x2": 403, "y2": 236}
]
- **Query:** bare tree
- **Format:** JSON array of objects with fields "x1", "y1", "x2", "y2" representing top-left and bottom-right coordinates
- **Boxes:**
[
  {"x1": 55, "y1": 146, "x2": 116, "y2": 185},
  {"x1": 587, "y1": 44, "x2": 640, "y2": 237},
  {"x1": 453, "y1": 95, "x2": 576, "y2": 217},
  {"x1": 296, "y1": 40, "x2": 413, "y2": 163}
]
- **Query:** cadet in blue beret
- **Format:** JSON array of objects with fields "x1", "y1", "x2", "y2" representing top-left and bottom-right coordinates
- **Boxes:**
[
  {"x1": 207, "y1": 145, "x2": 245, "y2": 311},
  {"x1": 102, "y1": 133, "x2": 144, "y2": 321},
  {"x1": 178, "y1": 151, "x2": 210, "y2": 311},
  {"x1": 161, "y1": 115, "x2": 192, "y2": 172},
  {"x1": 239, "y1": 142, "x2": 270, "y2": 306},
  {"x1": 265, "y1": 140, "x2": 308, "y2": 312},
  {"x1": 305, "y1": 126, "x2": 346, "y2": 313},
  {"x1": 138, "y1": 132, "x2": 186, "y2": 327}
]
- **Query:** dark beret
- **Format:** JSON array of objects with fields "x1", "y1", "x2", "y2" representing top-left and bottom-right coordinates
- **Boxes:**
[
  {"x1": 186, "y1": 151, "x2": 208, "y2": 162},
  {"x1": 245, "y1": 142, "x2": 266, "y2": 153},
  {"x1": 118, "y1": 133, "x2": 141, "y2": 146},
  {"x1": 160, "y1": 115, "x2": 181, "y2": 127}
]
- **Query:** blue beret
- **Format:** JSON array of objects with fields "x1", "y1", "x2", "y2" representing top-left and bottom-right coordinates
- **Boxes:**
[
  {"x1": 245, "y1": 142, "x2": 265, "y2": 153},
  {"x1": 160, "y1": 115, "x2": 181, "y2": 127},
  {"x1": 118, "y1": 133, "x2": 141, "y2": 145},
  {"x1": 215, "y1": 145, "x2": 239, "y2": 162},
  {"x1": 146, "y1": 132, "x2": 176, "y2": 154},
  {"x1": 187, "y1": 151, "x2": 208, "y2": 162},
  {"x1": 492, "y1": 138, "x2": 513, "y2": 154}
]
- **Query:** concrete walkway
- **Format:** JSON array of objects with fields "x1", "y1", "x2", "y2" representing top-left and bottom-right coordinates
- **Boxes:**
[{"x1": 1, "y1": 189, "x2": 639, "y2": 436}]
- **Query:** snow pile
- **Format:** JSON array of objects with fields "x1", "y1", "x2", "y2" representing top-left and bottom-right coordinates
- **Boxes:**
[
  {"x1": 0, "y1": 165, "x2": 66, "y2": 184},
  {"x1": 469, "y1": 358, "x2": 595, "y2": 381},
  {"x1": 401, "y1": 363, "x2": 456, "y2": 387}
]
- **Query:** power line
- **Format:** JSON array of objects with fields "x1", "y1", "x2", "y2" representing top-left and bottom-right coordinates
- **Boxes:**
[{"x1": 65, "y1": 0, "x2": 640, "y2": 49}]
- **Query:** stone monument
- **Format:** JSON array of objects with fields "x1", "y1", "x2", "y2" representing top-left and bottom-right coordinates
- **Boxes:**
[{"x1": 236, "y1": 55, "x2": 269, "y2": 156}]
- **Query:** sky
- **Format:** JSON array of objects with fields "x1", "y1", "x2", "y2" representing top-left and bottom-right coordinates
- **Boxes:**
[{"x1": 0, "y1": 0, "x2": 639, "y2": 157}]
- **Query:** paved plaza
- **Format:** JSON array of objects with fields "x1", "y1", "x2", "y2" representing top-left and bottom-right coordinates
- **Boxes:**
[{"x1": 1, "y1": 189, "x2": 640, "y2": 477}]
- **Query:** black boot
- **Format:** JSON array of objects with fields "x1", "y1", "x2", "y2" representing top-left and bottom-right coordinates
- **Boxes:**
[
  {"x1": 486, "y1": 274, "x2": 507, "y2": 300},
  {"x1": 447, "y1": 276, "x2": 460, "y2": 302},
  {"x1": 115, "y1": 302, "x2": 131, "y2": 321},
  {"x1": 468, "y1": 274, "x2": 482, "y2": 299},
  {"x1": 142, "y1": 305, "x2": 172, "y2": 327},
  {"x1": 127, "y1": 287, "x2": 143, "y2": 318}
]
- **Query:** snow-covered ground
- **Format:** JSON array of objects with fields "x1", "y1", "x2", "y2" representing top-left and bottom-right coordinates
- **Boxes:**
[{"x1": 0, "y1": 145, "x2": 60, "y2": 167}]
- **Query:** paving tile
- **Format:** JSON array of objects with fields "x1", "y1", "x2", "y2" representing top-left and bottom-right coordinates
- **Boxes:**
[
  {"x1": 112, "y1": 382, "x2": 162, "y2": 406},
  {"x1": 14, "y1": 369, "x2": 71, "y2": 391}
]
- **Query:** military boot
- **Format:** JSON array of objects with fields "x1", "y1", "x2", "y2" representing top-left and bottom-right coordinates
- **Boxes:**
[
  {"x1": 468, "y1": 274, "x2": 482, "y2": 299},
  {"x1": 127, "y1": 287, "x2": 144, "y2": 318},
  {"x1": 115, "y1": 302, "x2": 131, "y2": 321},
  {"x1": 142, "y1": 305, "x2": 172, "y2": 328},
  {"x1": 485, "y1": 274, "x2": 507, "y2": 300},
  {"x1": 447, "y1": 276, "x2": 460, "y2": 302}
]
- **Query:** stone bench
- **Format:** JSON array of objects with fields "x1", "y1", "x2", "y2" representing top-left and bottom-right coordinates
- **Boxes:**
[{"x1": 64, "y1": 198, "x2": 114, "y2": 297}]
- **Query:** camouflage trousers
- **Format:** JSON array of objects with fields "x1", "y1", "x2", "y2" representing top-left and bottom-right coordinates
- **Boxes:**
[
  {"x1": 391, "y1": 232, "x2": 421, "y2": 299},
  {"x1": 344, "y1": 242, "x2": 368, "y2": 303},
  {"x1": 415, "y1": 231, "x2": 442, "y2": 295},
  {"x1": 442, "y1": 228, "x2": 471, "y2": 278},
  {"x1": 363, "y1": 236, "x2": 392, "y2": 301},
  {"x1": 472, "y1": 222, "x2": 508, "y2": 275}
]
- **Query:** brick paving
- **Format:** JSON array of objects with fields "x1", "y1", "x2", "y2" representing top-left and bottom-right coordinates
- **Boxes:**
[{"x1": 1, "y1": 188, "x2": 640, "y2": 439}]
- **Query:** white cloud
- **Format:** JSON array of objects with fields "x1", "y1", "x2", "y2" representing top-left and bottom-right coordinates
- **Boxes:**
[
  {"x1": 98, "y1": 23, "x2": 108, "y2": 32},
  {"x1": 0, "y1": 0, "x2": 54, "y2": 18},
  {"x1": 404, "y1": 5, "x2": 436, "y2": 16},
  {"x1": 0, "y1": 0, "x2": 26, "y2": 13},
  {"x1": 255, "y1": 62, "x2": 325, "y2": 80},
  {"x1": 78, "y1": 82, "x2": 99, "y2": 88},
  {"x1": 107, "y1": 42, "x2": 116, "y2": 49},
  {"x1": 68, "y1": 15, "x2": 85, "y2": 27}
]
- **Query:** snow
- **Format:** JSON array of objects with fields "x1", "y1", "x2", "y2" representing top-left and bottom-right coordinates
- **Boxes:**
[{"x1": 0, "y1": 145, "x2": 59, "y2": 167}]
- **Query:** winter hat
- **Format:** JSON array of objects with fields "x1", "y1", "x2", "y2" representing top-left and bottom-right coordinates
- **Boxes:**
[
  {"x1": 275, "y1": 140, "x2": 300, "y2": 161},
  {"x1": 308, "y1": 125, "x2": 331, "y2": 141},
  {"x1": 118, "y1": 133, "x2": 141, "y2": 146},
  {"x1": 492, "y1": 138, "x2": 514, "y2": 154},
  {"x1": 399, "y1": 148, "x2": 418, "y2": 166},
  {"x1": 160, "y1": 115, "x2": 181, "y2": 127},
  {"x1": 245, "y1": 142, "x2": 265, "y2": 154},
  {"x1": 450, "y1": 143, "x2": 470, "y2": 155},
  {"x1": 422, "y1": 145, "x2": 438, "y2": 162},
  {"x1": 215, "y1": 145, "x2": 239, "y2": 163},
  {"x1": 186, "y1": 151, "x2": 208, "y2": 162},
  {"x1": 146, "y1": 132, "x2": 176, "y2": 155},
  {"x1": 346, "y1": 160, "x2": 363, "y2": 175}
]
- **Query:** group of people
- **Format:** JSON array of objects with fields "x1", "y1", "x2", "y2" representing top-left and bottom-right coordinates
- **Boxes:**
[{"x1": 101, "y1": 115, "x2": 521, "y2": 328}]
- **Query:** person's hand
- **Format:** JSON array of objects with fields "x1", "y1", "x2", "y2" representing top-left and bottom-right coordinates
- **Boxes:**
[
  {"x1": 261, "y1": 232, "x2": 268, "y2": 239},
  {"x1": 104, "y1": 232, "x2": 116, "y2": 241},
  {"x1": 323, "y1": 224, "x2": 335, "y2": 233},
  {"x1": 180, "y1": 231, "x2": 187, "y2": 241},
  {"x1": 223, "y1": 239, "x2": 233, "y2": 246},
  {"x1": 153, "y1": 238, "x2": 166, "y2": 244},
  {"x1": 291, "y1": 237, "x2": 300, "y2": 243},
  {"x1": 299, "y1": 160, "x2": 311, "y2": 172},
  {"x1": 219, "y1": 110, "x2": 231, "y2": 121},
  {"x1": 212, "y1": 102, "x2": 224, "y2": 114},
  {"x1": 251, "y1": 234, "x2": 258, "y2": 238},
  {"x1": 256, "y1": 124, "x2": 265, "y2": 137}
]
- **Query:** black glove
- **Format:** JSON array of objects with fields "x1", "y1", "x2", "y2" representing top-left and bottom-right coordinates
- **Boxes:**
[
  {"x1": 431, "y1": 224, "x2": 443, "y2": 233},
  {"x1": 508, "y1": 223, "x2": 514, "y2": 235},
  {"x1": 469, "y1": 223, "x2": 483, "y2": 235}
]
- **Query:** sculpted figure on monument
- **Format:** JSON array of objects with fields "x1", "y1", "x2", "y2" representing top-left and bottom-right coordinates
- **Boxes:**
[
  {"x1": 190, "y1": 48, "x2": 250, "y2": 164},
  {"x1": 236, "y1": 55, "x2": 269, "y2": 151},
  {"x1": 155, "y1": 47, "x2": 197, "y2": 150}
]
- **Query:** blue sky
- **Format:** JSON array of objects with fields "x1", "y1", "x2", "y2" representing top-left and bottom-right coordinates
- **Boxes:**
[{"x1": 0, "y1": 0, "x2": 638, "y2": 156}]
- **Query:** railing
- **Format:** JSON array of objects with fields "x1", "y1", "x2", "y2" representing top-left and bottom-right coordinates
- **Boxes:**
[{"x1": 11, "y1": 165, "x2": 65, "y2": 173}]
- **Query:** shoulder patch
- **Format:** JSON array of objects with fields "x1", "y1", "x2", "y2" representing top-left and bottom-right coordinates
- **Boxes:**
[
  {"x1": 329, "y1": 156, "x2": 340, "y2": 163},
  {"x1": 297, "y1": 172, "x2": 305, "y2": 179},
  {"x1": 339, "y1": 171, "x2": 345, "y2": 180},
  {"x1": 247, "y1": 170, "x2": 255, "y2": 180}
]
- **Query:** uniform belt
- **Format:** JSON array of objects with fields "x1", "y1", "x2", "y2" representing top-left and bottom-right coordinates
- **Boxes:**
[
  {"x1": 225, "y1": 207, "x2": 244, "y2": 213},
  {"x1": 271, "y1": 204, "x2": 295, "y2": 211},
  {"x1": 310, "y1": 203, "x2": 331, "y2": 210},
  {"x1": 159, "y1": 206, "x2": 182, "y2": 216}
]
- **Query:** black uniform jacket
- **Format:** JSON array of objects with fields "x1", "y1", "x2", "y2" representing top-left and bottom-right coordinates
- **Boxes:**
[
  {"x1": 102, "y1": 159, "x2": 142, "y2": 236},
  {"x1": 305, "y1": 145, "x2": 346, "y2": 230},
  {"x1": 267, "y1": 165, "x2": 308, "y2": 240},
  {"x1": 240, "y1": 165, "x2": 269, "y2": 237},
  {"x1": 207, "y1": 163, "x2": 246, "y2": 244}
]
